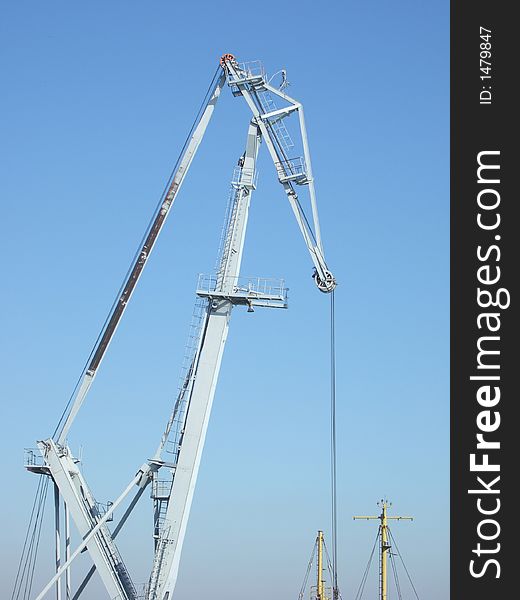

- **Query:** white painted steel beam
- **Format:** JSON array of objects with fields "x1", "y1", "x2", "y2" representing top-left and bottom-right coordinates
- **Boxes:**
[
  {"x1": 37, "y1": 440, "x2": 140, "y2": 599},
  {"x1": 57, "y1": 72, "x2": 227, "y2": 446},
  {"x1": 149, "y1": 122, "x2": 261, "y2": 600},
  {"x1": 34, "y1": 469, "x2": 142, "y2": 600},
  {"x1": 224, "y1": 60, "x2": 335, "y2": 292}
]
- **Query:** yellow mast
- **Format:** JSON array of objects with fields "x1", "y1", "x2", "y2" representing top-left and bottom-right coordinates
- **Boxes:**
[
  {"x1": 353, "y1": 500, "x2": 413, "y2": 600},
  {"x1": 317, "y1": 530, "x2": 326, "y2": 600}
]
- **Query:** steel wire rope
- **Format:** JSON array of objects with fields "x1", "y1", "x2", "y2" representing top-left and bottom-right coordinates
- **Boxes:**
[
  {"x1": 12, "y1": 476, "x2": 49, "y2": 600},
  {"x1": 11, "y1": 475, "x2": 44, "y2": 599},
  {"x1": 242, "y1": 66, "x2": 335, "y2": 600},
  {"x1": 248, "y1": 85, "x2": 319, "y2": 250},
  {"x1": 53, "y1": 64, "x2": 223, "y2": 441},
  {"x1": 323, "y1": 539, "x2": 334, "y2": 580},
  {"x1": 330, "y1": 290, "x2": 338, "y2": 598},
  {"x1": 248, "y1": 86, "x2": 292, "y2": 165},
  {"x1": 162, "y1": 298, "x2": 212, "y2": 458},
  {"x1": 388, "y1": 527, "x2": 421, "y2": 600},
  {"x1": 19, "y1": 480, "x2": 47, "y2": 600},
  {"x1": 354, "y1": 528, "x2": 380, "y2": 600},
  {"x1": 252, "y1": 91, "x2": 319, "y2": 248},
  {"x1": 295, "y1": 246, "x2": 336, "y2": 600},
  {"x1": 25, "y1": 478, "x2": 49, "y2": 600},
  {"x1": 323, "y1": 540, "x2": 342, "y2": 599}
]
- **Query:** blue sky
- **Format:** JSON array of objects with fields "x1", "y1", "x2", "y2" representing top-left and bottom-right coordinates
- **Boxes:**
[{"x1": 0, "y1": 1, "x2": 448, "y2": 599}]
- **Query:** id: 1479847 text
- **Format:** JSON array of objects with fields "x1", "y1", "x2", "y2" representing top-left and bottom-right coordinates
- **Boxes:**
[{"x1": 480, "y1": 27, "x2": 492, "y2": 105}]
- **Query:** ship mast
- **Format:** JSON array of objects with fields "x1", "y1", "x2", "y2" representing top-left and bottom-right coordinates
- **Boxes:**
[
  {"x1": 354, "y1": 500, "x2": 413, "y2": 600},
  {"x1": 317, "y1": 531, "x2": 326, "y2": 600}
]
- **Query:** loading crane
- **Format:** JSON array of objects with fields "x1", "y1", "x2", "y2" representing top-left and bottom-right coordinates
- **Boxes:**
[{"x1": 21, "y1": 54, "x2": 336, "y2": 600}]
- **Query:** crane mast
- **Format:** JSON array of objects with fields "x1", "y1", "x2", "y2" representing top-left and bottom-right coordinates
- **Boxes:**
[
  {"x1": 148, "y1": 121, "x2": 265, "y2": 599},
  {"x1": 23, "y1": 54, "x2": 335, "y2": 600}
]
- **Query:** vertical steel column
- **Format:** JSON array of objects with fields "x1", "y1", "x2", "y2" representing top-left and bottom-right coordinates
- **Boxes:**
[
  {"x1": 35, "y1": 471, "x2": 142, "y2": 600},
  {"x1": 150, "y1": 122, "x2": 261, "y2": 600},
  {"x1": 65, "y1": 502, "x2": 71, "y2": 600},
  {"x1": 54, "y1": 484, "x2": 61, "y2": 600}
]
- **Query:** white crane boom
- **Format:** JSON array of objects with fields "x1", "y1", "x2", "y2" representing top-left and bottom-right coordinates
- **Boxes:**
[
  {"x1": 56, "y1": 70, "x2": 226, "y2": 447},
  {"x1": 23, "y1": 54, "x2": 335, "y2": 600},
  {"x1": 148, "y1": 120, "x2": 263, "y2": 599}
]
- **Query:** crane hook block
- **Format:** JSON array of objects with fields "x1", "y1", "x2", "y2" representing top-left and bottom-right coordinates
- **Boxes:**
[{"x1": 220, "y1": 53, "x2": 235, "y2": 66}]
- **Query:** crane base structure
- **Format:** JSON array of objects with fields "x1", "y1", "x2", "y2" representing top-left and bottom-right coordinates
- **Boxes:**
[{"x1": 17, "y1": 54, "x2": 336, "y2": 600}]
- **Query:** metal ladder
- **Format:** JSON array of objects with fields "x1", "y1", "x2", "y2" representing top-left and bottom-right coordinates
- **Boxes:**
[
  {"x1": 216, "y1": 183, "x2": 242, "y2": 290},
  {"x1": 147, "y1": 534, "x2": 170, "y2": 600},
  {"x1": 258, "y1": 90, "x2": 294, "y2": 152},
  {"x1": 164, "y1": 296, "x2": 209, "y2": 460},
  {"x1": 79, "y1": 484, "x2": 137, "y2": 599}
]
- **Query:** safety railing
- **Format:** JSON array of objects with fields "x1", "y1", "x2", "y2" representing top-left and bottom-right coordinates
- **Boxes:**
[
  {"x1": 310, "y1": 585, "x2": 333, "y2": 600},
  {"x1": 152, "y1": 479, "x2": 172, "y2": 500},
  {"x1": 94, "y1": 500, "x2": 114, "y2": 522},
  {"x1": 196, "y1": 274, "x2": 288, "y2": 309},
  {"x1": 228, "y1": 60, "x2": 266, "y2": 94},
  {"x1": 275, "y1": 156, "x2": 308, "y2": 184},
  {"x1": 230, "y1": 165, "x2": 258, "y2": 189},
  {"x1": 24, "y1": 448, "x2": 44, "y2": 468},
  {"x1": 198, "y1": 274, "x2": 285, "y2": 296}
]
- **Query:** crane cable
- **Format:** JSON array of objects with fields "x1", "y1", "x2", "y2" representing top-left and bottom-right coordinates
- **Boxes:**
[
  {"x1": 296, "y1": 288, "x2": 337, "y2": 600},
  {"x1": 330, "y1": 289, "x2": 339, "y2": 598}
]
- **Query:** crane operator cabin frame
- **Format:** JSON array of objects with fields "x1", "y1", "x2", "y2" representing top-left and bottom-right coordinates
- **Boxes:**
[{"x1": 24, "y1": 54, "x2": 336, "y2": 600}]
